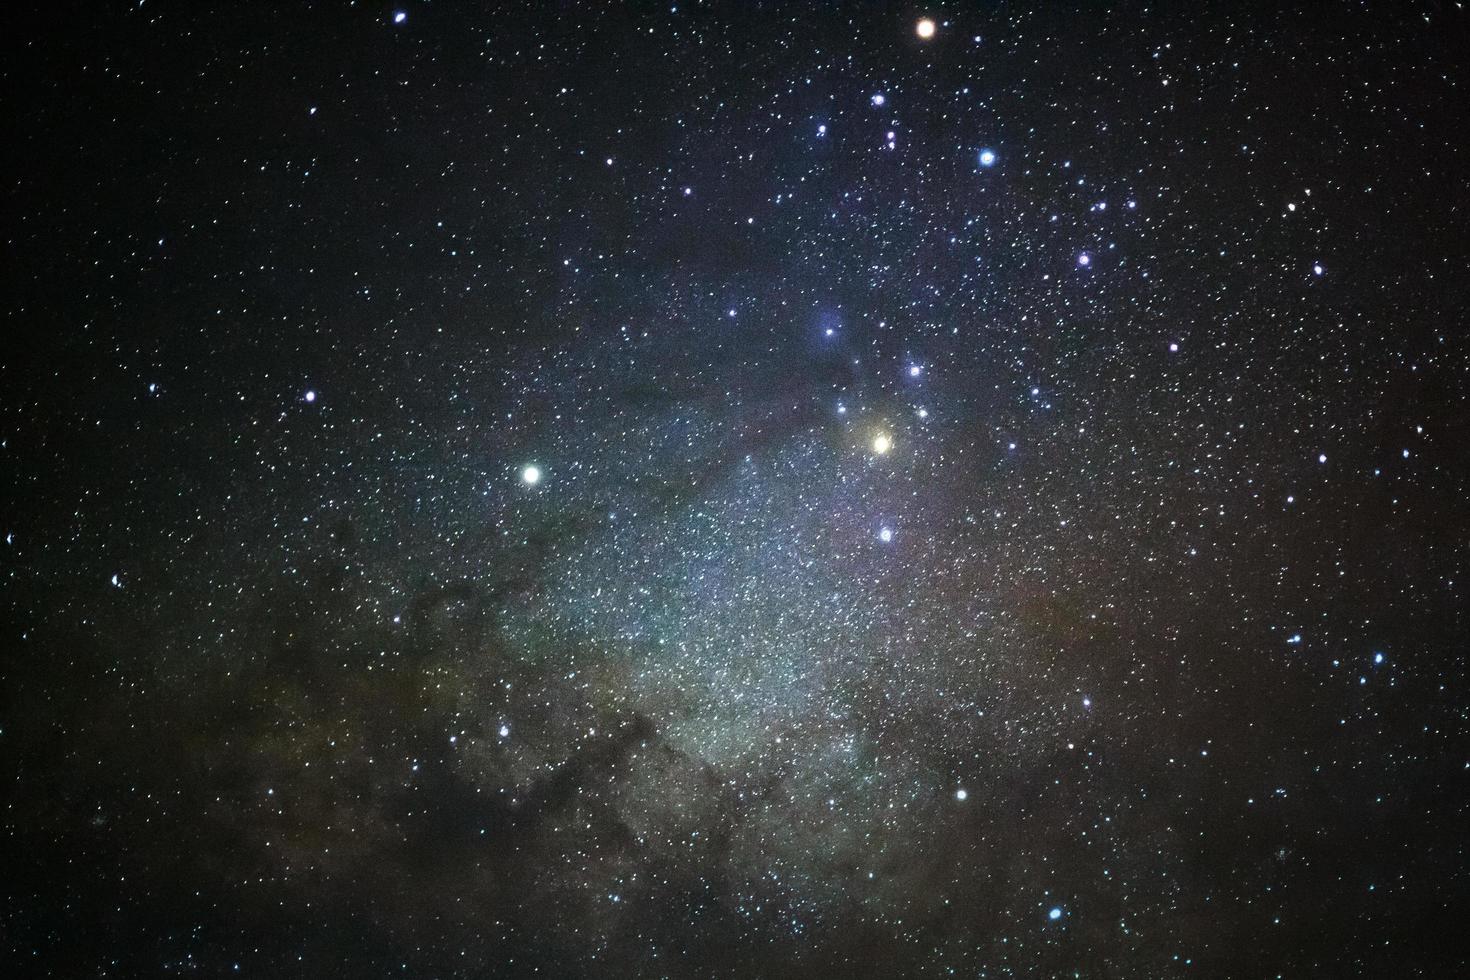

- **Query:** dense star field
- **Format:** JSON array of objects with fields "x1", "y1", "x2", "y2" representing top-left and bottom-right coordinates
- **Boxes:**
[{"x1": 4, "y1": 2, "x2": 1470, "y2": 976}]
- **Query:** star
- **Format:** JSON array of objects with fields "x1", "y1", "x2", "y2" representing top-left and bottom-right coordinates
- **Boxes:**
[
  {"x1": 393, "y1": 11, "x2": 406, "y2": 25},
  {"x1": 916, "y1": 18, "x2": 936, "y2": 40},
  {"x1": 872, "y1": 433, "x2": 892, "y2": 455},
  {"x1": 520, "y1": 465, "x2": 542, "y2": 485},
  {"x1": 955, "y1": 787, "x2": 968, "y2": 801},
  {"x1": 978, "y1": 148, "x2": 996, "y2": 167},
  {"x1": 1049, "y1": 907, "x2": 1064, "y2": 921}
]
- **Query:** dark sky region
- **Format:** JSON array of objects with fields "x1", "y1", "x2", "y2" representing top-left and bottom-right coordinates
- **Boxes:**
[{"x1": 3, "y1": 2, "x2": 1469, "y2": 977}]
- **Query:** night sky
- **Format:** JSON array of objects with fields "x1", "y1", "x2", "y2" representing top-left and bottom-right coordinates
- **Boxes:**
[{"x1": 5, "y1": 2, "x2": 1470, "y2": 977}]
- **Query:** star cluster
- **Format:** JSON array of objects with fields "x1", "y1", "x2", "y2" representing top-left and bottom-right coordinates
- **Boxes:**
[{"x1": 3, "y1": 3, "x2": 1469, "y2": 977}]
